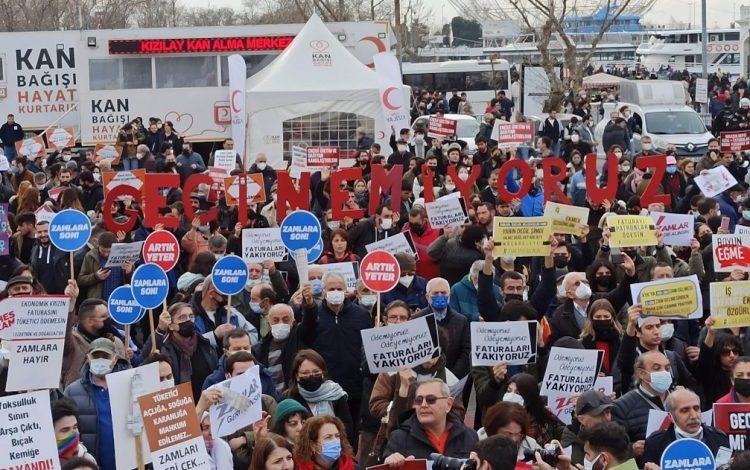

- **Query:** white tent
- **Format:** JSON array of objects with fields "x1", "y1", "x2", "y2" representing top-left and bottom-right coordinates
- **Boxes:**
[
  {"x1": 245, "y1": 13, "x2": 391, "y2": 169},
  {"x1": 582, "y1": 73, "x2": 626, "y2": 90}
]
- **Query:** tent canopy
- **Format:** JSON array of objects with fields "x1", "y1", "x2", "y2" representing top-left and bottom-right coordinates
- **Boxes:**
[{"x1": 582, "y1": 73, "x2": 627, "y2": 89}]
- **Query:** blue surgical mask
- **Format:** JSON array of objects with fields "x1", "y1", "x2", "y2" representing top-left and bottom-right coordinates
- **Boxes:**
[
  {"x1": 649, "y1": 370, "x2": 672, "y2": 394},
  {"x1": 249, "y1": 302, "x2": 263, "y2": 313},
  {"x1": 666, "y1": 165, "x2": 677, "y2": 174},
  {"x1": 311, "y1": 279, "x2": 323, "y2": 295},
  {"x1": 743, "y1": 210, "x2": 750, "y2": 221},
  {"x1": 431, "y1": 294, "x2": 449, "y2": 312},
  {"x1": 321, "y1": 439, "x2": 341, "y2": 463}
]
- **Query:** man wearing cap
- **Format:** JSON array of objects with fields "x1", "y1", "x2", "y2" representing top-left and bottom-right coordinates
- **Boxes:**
[
  {"x1": 561, "y1": 390, "x2": 614, "y2": 465},
  {"x1": 380, "y1": 252, "x2": 427, "y2": 311},
  {"x1": 3, "y1": 275, "x2": 33, "y2": 297},
  {"x1": 64, "y1": 337, "x2": 130, "y2": 470},
  {"x1": 717, "y1": 182, "x2": 747, "y2": 232}
]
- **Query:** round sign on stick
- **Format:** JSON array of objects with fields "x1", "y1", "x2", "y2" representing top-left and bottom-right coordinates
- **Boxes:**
[
  {"x1": 308, "y1": 239, "x2": 324, "y2": 264},
  {"x1": 212, "y1": 255, "x2": 249, "y2": 296},
  {"x1": 280, "y1": 210, "x2": 322, "y2": 252},
  {"x1": 131, "y1": 263, "x2": 170, "y2": 310},
  {"x1": 660, "y1": 438, "x2": 714, "y2": 470},
  {"x1": 142, "y1": 230, "x2": 180, "y2": 272},
  {"x1": 49, "y1": 209, "x2": 92, "y2": 252},
  {"x1": 360, "y1": 250, "x2": 401, "y2": 293},
  {"x1": 108, "y1": 285, "x2": 146, "y2": 325}
]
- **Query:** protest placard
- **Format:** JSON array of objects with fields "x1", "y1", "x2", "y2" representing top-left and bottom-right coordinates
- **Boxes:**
[
  {"x1": 491, "y1": 121, "x2": 535, "y2": 146},
  {"x1": 280, "y1": 210, "x2": 322, "y2": 253},
  {"x1": 548, "y1": 377, "x2": 612, "y2": 426},
  {"x1": 360, "y1": 251, "x2": 400, "y2": 293},
  {"x1": 428, "y1": 116, "x2": 457, "y2": 139},
  {"x1": 105, "y1": 241, "x2": 144, "y2": 268},
  {"x1": 307, "y1": 146, "x2": 340, "y2": 167},
  {"x1": 543, "y1": 202, "x2": 589, "y2": 236},
  {"x1": 49, "y1": 209, "x2": 92, "y2": 255},
  {"x1": 695, "y1": 78, "x2": 709, "y2": 104},
  {"x1": 108, "y1": 285, "x2": 145, "y2": 326},
  {"x1": 224, "y1": 174, "x2": 266, "y2": 206},
  {"x1": 492, "y1": 216, "x2": 553, "y2": 257},
  {"x1": 47, "y1": 186, "x2": 65, "y2": 202},
  {"x1": 660, "y1": 439, "x2": 714, "y2": 470},
  {"x1": 139, "y1": 382, "x2": 211, "y2": 470},
  {"x1": 290, "y1": 145, "x2": 311, "y2": 179},
  {"x1": 366, "y1": 231, "x2": 419, "y2": 260},
  {"x1": 34, "y1": 204, "x2": 56, "y2": 224},
  {"x1": 425, "y1": 196, "x2": 468, "y2": 229},
  {"x1": 649, "y1": 211, "x2": 694, "y2": 246},
  {"x1": 209, "y1": 365, "x2": 263, "y2": 438},
  {"x1": 45, "y1": 127, "x2": 75, "y2": 149},
  {"x1": 213, "y1": 149, "x2": 237, "y2": 173},
  {"x1": 714, "y1": 403, "x2": 750, "y2": 451},
  {"x1": 94, "y1": 143, "x2": 124, "y2": 165},
  {"x1": 317, "y1": 262, "x2": 359, "y2": 292},
  {"x1": 738, "y1": 225, "x2": 750, "y2": 237},
  {"x1": 367, "y1": 460, "x2": 428, "y2": 470},
  {"x1": 694, "y1": 165, "x2": 738, "y2": 198},
  {"x1": 102, "y1": 169, "x2": 147, "y2": 198},
  {"x1": 721, "y1": 130, "x2": 750, "y2": 153},
  {"x1": 607, "y1": 215, "x2": 657, "y2": 248},
  {"x1": 107, "y1": 362, "x2": 161, "y2": 470},
  {"x1": 540, "y1": 347, "x2": 603, "y2": 397},
  {"x1": 711, "y1": 281, "x2": 750, "y2": 328},
  {"x1": 470, "y1": 321, "x2": 538, "y2": 366},
  {"x1": 212, "y1": 255, "x2": 249, "y2": 296},
  {"x1": 361, "y1": 315, "x2": 439, "y2": 373},
  {"x1": 3, "y1": 295, "x2": 69, "y2": 391},
  {"x1": 15, "y1": 135, "x2": 46, "y2": 158},
  {"x1": 242, "y1": 227, "x2": 287, "y2": 262},
  {"x1": 629, "y1": 275, "x2": 702, "y2": 320},
  {"x1": 0, "y1": 391, "x2": 61, "y2": 470},
  {"x1": 712, "y1": 233, "x2": 750, "y2": 272},
  {"x1": 205, "y1": 166, "x2": 229, "y2": 194},
  {"x1": 143, "y1": 230, "x2": 180, "y2": 272},
  {"x1": 131, "y1": 263, "x2": 170, "y2": 310}
]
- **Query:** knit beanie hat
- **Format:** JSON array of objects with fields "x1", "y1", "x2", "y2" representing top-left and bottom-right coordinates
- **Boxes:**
[{"x1": 273, "y1": 399, "x2": 311, "y2": 428}]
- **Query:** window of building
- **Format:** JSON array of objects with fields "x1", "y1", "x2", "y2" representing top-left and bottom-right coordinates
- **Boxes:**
[
  {"x1": 219, "y1": 54, "x2": 278, "y2": 86},
  {"x1": 726, "y1": 32, "x2": 740, "y2": 41},
  {"x1": 403, "y1": 73, "x2": 435, "y2": 90},
  {"x1": 155, "y1": 56, "x2": 218, "y2": 88},
  {"x1": 89, "y1": 58, "x2": 152, "y2": 90},
  {"x1": 282, "y1": 112, "x2": 374, "y2": 162}
]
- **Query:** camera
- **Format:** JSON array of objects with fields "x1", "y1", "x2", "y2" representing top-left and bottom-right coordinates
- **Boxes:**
[
  {"x1": 430, "y1": 453, "x2": 477, "y2": 470},
  {"x1": 522, "y1": 445, "x2": 561, "y2": 466}
]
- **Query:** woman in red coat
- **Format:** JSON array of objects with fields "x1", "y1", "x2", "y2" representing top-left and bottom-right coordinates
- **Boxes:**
[{"x1": 295, "y1": 416, "x2": 356, "y2": 470}]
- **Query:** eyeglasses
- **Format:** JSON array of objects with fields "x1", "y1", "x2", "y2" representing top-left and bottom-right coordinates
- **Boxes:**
[
  {"x1": 723, "y1": 349, "x2": 740, "y2": 357},
  {"x1": 413, "y1": 395, "x2": 450, "y2": 406}
]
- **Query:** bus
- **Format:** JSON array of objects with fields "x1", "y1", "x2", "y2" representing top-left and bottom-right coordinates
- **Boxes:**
[
  {"x1": 0, "y1": 21, "x2": 392, "y2": 145},
  {"x1": 401, "y1": 60, "x2": 511, "y2": 113}
]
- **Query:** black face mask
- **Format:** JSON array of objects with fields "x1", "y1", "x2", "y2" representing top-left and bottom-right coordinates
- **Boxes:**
[
  {"x1": 504, "y1": 293, "x2": 523, "y2": 303},
  {"x1": 592, "y1": 320, "x2": 618, "y2": 340},
  {"x1": 411, "y1": 223, "x2": 424, "y2": 235},
  {"x1": 178, "y1": 320, "x2": 196, "y2": 337},
  {"x1": 299, "y1": 376, "x2": 324, "y2": 392},
  {"x1": 700, "y1": 233, "x2": 713, "y2": 247},
  {"x1": 553, "y1": 257, "x2": 568, "y2": 269},
  {"x1": 734, "y1": 378, "x2": 750, "y2": 397},
  {"x1": 597, "y1": 275, "x2": 613, "y2": 289}
]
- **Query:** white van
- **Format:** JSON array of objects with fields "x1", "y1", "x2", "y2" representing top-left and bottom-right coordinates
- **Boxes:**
[{"x1": 594, "y1": 80, "x2": 713, "y2": 158}]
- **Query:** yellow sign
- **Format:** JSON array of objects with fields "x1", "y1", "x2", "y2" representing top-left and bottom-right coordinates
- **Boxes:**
[
  {"x1": 608, "y1": 215, "x2": 657, "y2": 248},
  {"x1": 631, "y1": 276, "x2": 701, "y2": 319},
  {"x1": 543, "y1": 202, "x2": 590, "y2": 236},
  {"x1": 711, "y1": 281, "x2": 750, "y2": 328},
  {"x1": 493, "y1": 216, "x2": 552, "y2": 257}
]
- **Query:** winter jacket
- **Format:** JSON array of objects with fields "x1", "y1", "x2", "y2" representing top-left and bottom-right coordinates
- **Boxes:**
[
  {"x1": 62, "y1": 327, "x2": 130, "y2": 388},
  {"x1": 189, "y1": 292, "x2": 259, "y2": 349},
  {"x1": 614, "y1": 334, "x2": 696, "y2": 397},
  {"x1": 176, "y1": 151, "x2": 206, "y2": 184},
  {"x1": 251, "y1": 327, "x2": 305, "y2": 389},
  {"x1": 559, "y1": 425, "x2": 586, "y2": 466},
  {"x1": 427, "y1": 235, "x2": 483, "y2": 287},
  {"x1": 612, "y1": 387, "x2": 665, "y2": 444},
  {"x1": 81, "y1": 183, "x2": 104, "y2": 213},
  {"x1": 202, "y1": 354, "x2": 280, "y2": 401},
  {"x1": 145, "y1": 130, "x2": 165, "y2": 154},
  {"x1": 77, "y1": 249, "x2": 131, "y2": 301},
  {"x1": 116, "y1": 128, "x2": 145, "y2": 158},
  {"x1": 402, "y1": 222, "x2": 441, "y2": 280},
  {"x1": 381, "y1": 276, "x2": 428, "y2": 311},
  {"x1": 413, "y1": 306, "x2": 471, "y2": 379},
  {"x1": 384, "y1": 412, "x2": 478, "y2": 460},
  {"x1": 30, "y1": 242, "x2": 72, "y2": 294},
  {"x1": 520, "y1": 188, "x2": 545, "y2": 216},
  {"x1": 643, "y1": 424, "x2": 729, "y2": 466},
  {"x1": 450, "y1": 274, "x2": 501, "y2": 322},
  {"x1": 602, "y1": 125, "x2": 628, "y2": 153},
  {"x1": 0, "y1": 122, "x2": 23, "y2": 145}
]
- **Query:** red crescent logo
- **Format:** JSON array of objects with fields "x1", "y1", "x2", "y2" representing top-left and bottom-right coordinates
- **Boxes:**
[
  {"x1": 231, "y1": 90, "x2": 242, "y2": 114},
  {"x1": 377, "y1": 130, "x2": 386, "y2": 139},
  {"x1": 358, "y1": 36, "x2": 387, "y2": 68},
  {"x1": 383, "y1": 87, "x2": 400, "y2": 111}
]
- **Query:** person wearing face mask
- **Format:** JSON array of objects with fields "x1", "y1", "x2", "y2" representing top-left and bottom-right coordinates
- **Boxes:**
[
  {"x1": 598, "y1": 222, "x2": 673, "y2": 284},
  {"x1": 579, "y1": 299, "x2": 622, "y2": 375},
  {"x1": 9, "y1": 155, "x2": 34, "y2": 191},
  {"x1": 428, "y1": 224, "x2": 484, "y2": 287},
  {"x1": 599, "y1": 145, "x2": 626, "y2": 189},
  {"x1": 717, "y1": 183, "x2": 748, "y2": 232},
  {"x1": 249, "y1": 152, "x2": 277, "y2": 196},
  {"x1": 450, "y1": 260, "x2": 501, "y2": 322},
  {"x1": 698, "y1": 317, "x2": 745, "y2": 405},
  {"x1": 642, "y1": 389, "x2": 729, "y2": 467},
  {"x1": 253, "y1": 304, "x2": 302, "y2": 394},
  {"x1": 174, "y1": 141, "x2": 206, "y2": 184},
  {"x1": 559, "y1": 391, "x2": 614, "y2": 467},
  {"x1": 301, "y1": 272, "x2": 372, "y2": 435},
  {"x1": 348, "y1": 204, "x2": 400, "y2": 257},
  {"x1": 78, "y1": 171, "x2": 104, "y2": 213},
  {"x1": 401, "y1": 206, "x2": 441, "y2": 279},
  {"x1": 115, "y1": 122, "x2": 145, "y2": 169},
  {"x1": 63, "y1": 338, "x2": 130, "y2": 470},
  {"x1": 661, "y1": 155, "x2": 686, "y2": 209},
  {"x1": 717, "y1": 356, "x2": 750, "y2": 404},
  {"x1": 295, "y1": 416, "x2": 357, "y2": 470},
  {"x1": 142, "y1": 353, "x2": 177, "y2": 389},
  {"x1": 52, "y1": 399, "x2": 97, "y2": 467},
  {"x1": 380, "y1": 253, "x2": 428, "y2": 312},
  {"x1": 578, "y1": 421, "x2": 637, "y2": 470},
  {"x1": 387, "y1": 137, "x2": 413, "y2": 173},
  {"x1": 564, "y1": 129, "x2": 593, "y2": 161}
]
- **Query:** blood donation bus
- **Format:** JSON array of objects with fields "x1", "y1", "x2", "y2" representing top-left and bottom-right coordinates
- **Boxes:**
[{"x1": 0, "y1": 21, "x2": 392, "y2": 145}]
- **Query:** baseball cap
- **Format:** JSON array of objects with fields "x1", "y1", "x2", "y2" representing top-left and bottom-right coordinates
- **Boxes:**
[
  {"x1": 89, "y1": 337, "x2": 116, "y2": 356},
  {"x1": 575, "y1": 390, "x2": 613, "y2": 416},
  {"x1": 6, "y1": 276, "x2": 33, "y2": 290}
]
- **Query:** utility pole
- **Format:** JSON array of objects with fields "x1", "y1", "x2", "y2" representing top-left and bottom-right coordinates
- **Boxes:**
[
  {"x1": 701, "y1": 0, "x2": 707, "y2": 78},
  {"x1": 395, "y1": 0, "x2": 403, "y2": 66}
]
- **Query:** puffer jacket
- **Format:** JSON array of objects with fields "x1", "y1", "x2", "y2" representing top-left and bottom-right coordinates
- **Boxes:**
[
  {"x1": 380, "y1": 275, "x2": 428, "y2": 311},
  {"x1": 612, "y1": 388, "x2": 664, "y2": 444},
  {"x1": 383, "y1": 412, "x2": 478, "y2": 460},
  {"x1": 450, "y1": 274, "x2": 501, "y2": 322},
  {"x1": 427, "y1": 235, "x2": 483, "y2": 286}
]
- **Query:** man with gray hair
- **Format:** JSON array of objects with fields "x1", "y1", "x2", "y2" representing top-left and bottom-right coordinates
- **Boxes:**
[
  {"x1": 450, "y1": 259, "x2": 501, "y2": 322},
  {"x1": 253, "y1": 303, "x2": 302, "y2": 393},
  {"x1": 642, "y1": 388, "x2": 729, "y2": 466},
  {"x1": 300, "y1": 269, "x2": 372, "y2": 433},
  {"x1": 207, "y1": 233, "x2": 227, "y2": 259}
]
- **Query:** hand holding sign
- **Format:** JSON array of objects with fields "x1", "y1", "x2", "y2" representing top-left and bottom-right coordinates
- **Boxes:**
[{"x1": 49, "y1": 209, "x2": 92, "y2": 280}]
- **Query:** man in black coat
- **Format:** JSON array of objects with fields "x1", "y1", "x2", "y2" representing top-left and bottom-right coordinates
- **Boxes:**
[
  {"x1": 0, "y1": 114, "x2": 23, "y2": 161},
  {"x1": 643, "y1": 389, "x2": 729, "y2": 466},
  {"x1": 251, "y1": 303, "x2": 304, "y2": 394}
]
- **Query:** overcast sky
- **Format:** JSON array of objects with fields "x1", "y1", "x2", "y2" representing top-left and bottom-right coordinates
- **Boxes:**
[{"x1": 186, "y1": 0, "x2": 740, "y2": 29}]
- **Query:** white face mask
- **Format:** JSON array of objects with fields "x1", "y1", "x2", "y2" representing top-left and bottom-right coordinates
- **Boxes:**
[
  {"x1": 445, "y1": 183, "x2": 456, "y2": 191},
  {"x1": 256, "y1": 162, "x2": 267, "y2": 171},
  {"x1": 62, "y1": 154, "x2": 71, "y2": 162},
  {"x1": 399, "y1": 275, "x2": 414, "y2": 287},
  {"x1": 161, "y1": 378, "x2": 175, "y2": 389},
  {"x1": 583, "y1": 453, "x2": 602, "y2": 470},
  {"x1": 458, "y1": 172, "x2": 469, "y2": 181},
  {"x1": 271, "y1": 323, "x2": 291, "y2": 341},
  {"x1": 575, "y1": 282, "x2": 592, "y2": 300},
  {"x1": 659, "y1": 323, "x2": 675, "y2": 342},
  {"x1": 380, "y1": 218, "x2": 393, "y2": 230},
  {"x1": 360, "y1": 294, "x2": 377, "y2": 307},
  {"x1": 327, "y1": 220, "x2": 340, "y2": 230},
  {"x1": 326, "y1": 290, "x2": 345, "y2": 305},
  {"x1": 642, "y1": 143, "x2": 652, "y2": 151},
  {"x1": 397, "y1": 145, "x2": 407, "y2": 152},
  {"x1": 503, "y1": 392, "x2": 525, "y2": 407},
  {"x1": 571, "y1": 135, "x2": 580, "y2": 143},
  {"x1": 89, "y1": 358, "x2": 114, "y2": 376},
  {"x1": 557, "y1": 284, "x2": 567, "y2": 298},
  {"x1": 93, "y1": 173, "x2": 101, "y2": 182}
]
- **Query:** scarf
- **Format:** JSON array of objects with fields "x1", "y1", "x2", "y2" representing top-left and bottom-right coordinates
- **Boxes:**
[
  {"x1": 169, "y1": 333, "x2": 198, "y2": 382},
  {"x1": 298, "y1": 380, "x2": 347, "y2": 417}
]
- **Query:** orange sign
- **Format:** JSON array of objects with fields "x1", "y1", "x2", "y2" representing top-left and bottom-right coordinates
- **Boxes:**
[
  {"x1": 15, "y1": 135, "x2": 46, "y2": 158},
  {"x1": 94, "y1": 144, "x2": 124, "y2": 165},
  {"x1": 138, "y1": 382, "x2": 202, "y2": 452},
  {"x1": 102, "y1": 169, "x2": 146, "y2": 199},
  {"x1": 45, "y1": 127, "x2": 76, "y2": 149},
  {"x1": 224, "y1": 173, "x2": 266, "y2": 206}
]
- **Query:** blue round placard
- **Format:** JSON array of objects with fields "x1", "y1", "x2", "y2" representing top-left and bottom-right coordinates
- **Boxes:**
[
  {"x1": 280, "y1": 210, "x2": 322, "y2": 252},
  {"x1": 49, "y1": 209, "x2": 92, "y2": 252},
  {"x1": 131, "y1": 263, "x2": 169, "y2": 310},
  {"x1": 212, "y1": 255, "x2": 249, "y2": 296},
  {"x1": 108, "y1": 285, "x2": 146, "y2": 325}
]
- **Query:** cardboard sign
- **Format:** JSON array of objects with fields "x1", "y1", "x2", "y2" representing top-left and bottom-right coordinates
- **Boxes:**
[
  {"x1": 14, "y1": 135, "x2": 46, "y2": 158},
  {"x1": 548, "y1": 377, "x2": 612, "y2": 426},
  {"x1": 317, "y1": 261, "x2": 359, "y2": 292},
  {"x1": 470, "y1": 321, "x2": 538, "y2": 366},
  {"x1": 721, "y1": 130, "x2": 750, "y2": 153},
  {"x1": 713, "y1": 233, "x2": 750, "y2": 272},
  {"x1": 45, "y1": 127, "x2": 75, "y2": 149},
  {"x1": 306, "y1": 146, "x2": 340, "y2": 167},
  {"x1": 365, "y1": 231, "x2": 419, "y2": 260},
  {"x1": 425, "y1": 196, "x2": 469, "y2": 229},
  {"x1": 360, "y1": 250, "x2": 400, "y2": 293},
  {"x1": 0, "y1": 391, "x2": 61, "y2": 470},
  {"x1": 711, "y1": 281, "x2": 750, "y2": 328},
  {"x1": 49, "y1": 209, "x2": 92, "y2": 252},
  {"x1": 629, "y1": 275, "x2": 702, "y2": 320},
  {"x1": 491, "y1": 121, "x2": 535, "y2": 146},
  {"x1": 208, "y1": 365, "x2": 263, "y2": 438},
  {"x1": 94, "y1": 143, "x2": 124, "y2": 165},
  {"x1": 714, "y1": 403, "x2": 750, "y2": 451},
  {"x1": 361, "y1": 315, "x2": 439, "y2": 373},
  {"x1": 143, "y1": 230, "x2": 180, "y2": 272},
  {"x1": 211, "y1": 255, "x2": 249, "y2": 296},
  {"x1": 106, "y1": 363, "x2": 161, "y2": 469},
  {"x1": 205, "y1": 166, "x2": 229, "y2": 194},
  {"x1": 131, "y1": 263, "x2": 169, "y2": 310},
  {"x1": 280, "y1": 210, "x2": 322, "y2": 252},
  {"x1": 607, "y1": 215, "x2": 657, "y2": 248},
  {"x1": 108, "y1": 285, "x2": 146, "y2": 326},
  {"x1": 213, "y1": 149, "x2": 237, "y2": 173},
  {"x1": 139, "y1": 382, "x2": 211, "y2": 470},
  {"x1": 540, "y1": 347, "x2": 603, "y2": 397},
  {"x1": 492, "y1": 216, "x2": 553, "y2": 257},
  {"x1": 660, "y1": 438, "x2": 714, "y2": 470},
  {"x1": 737, "y1": 225, "x2": 750, "y2": 237},
  {"x1": 543, "y1": 202, "x2": 589, "y2": 236},
  {"x1": 694, "y1": 165, "x2": 738, "y2": 198},
  {"x1": 427, "y1": 116, "x2": 457, "y2": 139},
  {"x1": 3, "y1": 295, "x2": 69, "y2": 391},
  {"x1": 646, "y1": 409, "x2": 714, "y2": 438},
  {"x1": 695, "y1": 78, "x2": 709, "y2": 104},
  {"x1": 102, "y1": 169, "x2": 147, "y2": 198},
  {"x1": 105, "y1": 241, "x2": 144, "y2": 268},
  {"x1": 290, "y1": 145, "x2": 311, "y2": 179},
  {"x1": 47, "y1": 186, "x2": 65, "y2": 202},
  {"x1": 242, "y1": 228, "x2": 287, "y2": 262},
  {"x1": 650, "y1": 211, "x2": 694, "y2": 246},
  {"x1": 224, "y1": 174, "x2": 266, "y2": 206}
]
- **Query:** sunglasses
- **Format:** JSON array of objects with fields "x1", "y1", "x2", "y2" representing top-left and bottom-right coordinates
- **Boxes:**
[
  {"x1": 723, "y1": 349, "x2": 740, "y2": 357},
  {"x1": 414, "y1": 395, "x2": 449, "y2": 406}
]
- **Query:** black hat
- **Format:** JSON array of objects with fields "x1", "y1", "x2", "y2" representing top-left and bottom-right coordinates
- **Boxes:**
[
  {"x1": 575, "y1": 390, "x2": 613, "y2": 417},
  {"x1": 6, "y1": 276, "x2": 33, "y2": 290}
]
